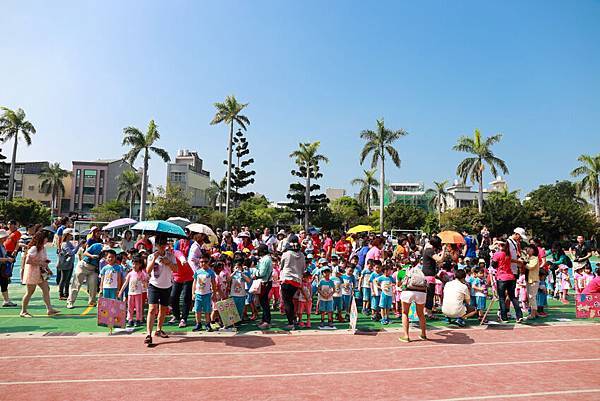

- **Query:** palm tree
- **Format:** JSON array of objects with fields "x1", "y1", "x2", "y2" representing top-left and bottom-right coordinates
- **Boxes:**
[
  {"x1": 206, "y1": 177, "x2": 227, "y2": 212},
  {"x1": 359, "y1": 118, "x2": 408, "y2": 233},
  {"x1": 210, "y1": 95, "x2": 250, "y2": 229},
  {"x1": 0, "y1": 107, "x2": 36, "y2": 200},
  {"x1": 39, "y1": 163, "x2": 69, "y2": 217},
  {"x1": 425, "y1": 180, "x2": 450, "y2": 221},
  {"x1": 351, "y1": 169, "x2": 380, "y2": 216},
  {"x1": 453, "y1": 129, "x2": 509, "y2": 213},
  {"x1": 571, "y1": 153, "x2": 600, "y2": 219},
  {"x1": 122, "y1": 120, "x2": 171, "y2": 220},
  {"x1": 117, "y1": 170, "x2": 142, "y2": 218},
  {"x1": 290, "y1": 141, "x2": 329, "y2": 232}
]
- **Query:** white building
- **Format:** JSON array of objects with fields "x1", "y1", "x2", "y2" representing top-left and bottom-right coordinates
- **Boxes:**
[
  {"x1": 326, "y1": 188, "x2": 346, "y2": 202},
  {"x1": 167, "y1": 149, "x2": 211, "y2": 207},
  {"x1": 444, "y1": 176, "x2": 508, "y2": 209}
]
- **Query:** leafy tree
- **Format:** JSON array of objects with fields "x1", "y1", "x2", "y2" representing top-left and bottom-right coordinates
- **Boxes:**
[
  {"x1": 425, "y1": 180, "x2": 450, "y2": 222},
  {"x1": 482, "y1": 189, "x2": 528, "y2": 237},
  {"x1": 195, "y1": 208, "x2": 227, "y2": 230},
  {"x1": 0, "y1": 107, "x2": 36, "y2": 200},
  {"x1": 122, "y1": 120, "x2": 170, "y2": 220},
  {"x1": 440, "y1": 207, "x2": 484, "y2": 234},
  {"x1": 225, "y1": 129, "x2": 256, "y2": 204},
  {"x1": 39, "y1": 162, "x2": 70, "y2": 217},
  {"x1": 330, "y1": 196, "x2": 365, "y2": 230},
  {"x1": 0, "y1": 198, "x2": 50, "y2": 226},
  {"x1": 117, "y1": 170, "x2": 142, "y2": 219},
  {"x1": 351, "y1": 169, "x2": 379, "y2": 216},
  {"x1": 147, "y1": 185, "x2": 194, "y2": 221},
  {"x1": 524, "y1": 181, "x2": 597, "y2": 243},
  {"x1": 421, "y1": 212, "x2": 440, "y2": 235},
  {"x1": 289, "y1": 141, "x2": 329, "y2": 232},
  {"x1": 210, "y1": 95, "x2": 250, "y2": 227},
  {"x1": 91, "y1": 200, "x2": 127, "y2": 222},
  {"x1": 227, "y1": 195, "x2": 288, "y2": 229},
  {"x1": 384, "y1": 202, "x2": 428, "y2": 231},
  {"x1": 206, "y1": 177, "x2": 227, "y2": 212},
  {"x1": 571, "y1": 153, "x2": 600, "y2": 220},
  {"x1": 453, "y1": 129, "x2": 509, "y2": 213},
  {"x1": 311, "y1": 206, "x2": 342, "y2": 231},
  {"x1": 359, "y1": 118, "x2": 408, "y2": 233}
]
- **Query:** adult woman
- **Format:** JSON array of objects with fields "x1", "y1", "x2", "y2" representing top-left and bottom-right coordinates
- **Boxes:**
[
  {"x1": 145, "y1": 235, "x2": 177, "y2": 345},
  {"x1": 135, "y1": 234, "x2": 153, "y2": 252},
  {"x1": 20, "y1": 231, "x2": 59, "y2": 317},
  {"x1": 57, "y1": 228, "x2": 80, "y2": 300},
  {"x1": 279, "y1": 235, "x2": 305, "y2": 329},
  {"x1": 549, "y1": 242, "x2": 570, "y2": 290},
  {"x1": 492, "y1": 241, "x2": 523, "y2": 323},
  {"x1": 255, "y1": 244, "x2": 273, "y2": 329},
  {"x1": 399, "y1": 265, "x2": 428, "y2": 342},
  {"x1": 523, "y1": 244, "x2": 540, "y2": 320},
  {"x1": 220, "y1": 231, "x2": 237, "y2": 253},
  {"x1": 422, "y1": 235, "x2": 444, "y2": 318},
  {"x1": 169, "y1": 249, "x2": 194, "y2": 328},
  {"x1": 365, "y1": 237, "x2": 383, "y2": 264},
  {"x1": 120, "y1": 230, "x2": 135, "y2": 252},
  {"x1": 0, "y1": 229, "x2": 17, "y2": 307}
]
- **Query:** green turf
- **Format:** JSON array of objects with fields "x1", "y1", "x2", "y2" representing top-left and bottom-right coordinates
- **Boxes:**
[{"x1": 0, "y1": 284, "x2": 596, "y2": 335}]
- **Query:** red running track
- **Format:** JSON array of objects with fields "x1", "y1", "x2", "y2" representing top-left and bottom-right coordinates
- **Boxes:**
[{"x1": 1, "y1": 325, "x2": 599, "y2": 400}]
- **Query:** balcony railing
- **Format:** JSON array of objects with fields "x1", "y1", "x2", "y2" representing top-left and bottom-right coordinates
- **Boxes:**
[{"x1": 82, "y1": 194, "x2": 96, "y2": 204}]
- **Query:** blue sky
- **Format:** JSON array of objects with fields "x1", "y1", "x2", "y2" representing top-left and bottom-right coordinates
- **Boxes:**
[{"x1": 1, "y1": 1, "x2": 599, "y2": 202}]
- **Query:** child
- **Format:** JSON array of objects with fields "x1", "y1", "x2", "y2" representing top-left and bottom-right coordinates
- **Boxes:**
[
  {"x1": 376, "y1": 266, "x2": 395, "y2": 325},
  {"x1": 516, "y1": 272, "x2": 528, "y2": 313},
  {"x1": 331, "y1": 267, "x2": 344, "y2": 322},
  {"x1": 229, "y1": 261, "x2": 251, "y2": 322},
  {"x1": 360, "y1": 260, "x2": 373, "y2": 314},
  {"x1": 243, "y1": 259, "x2": 258, "y2": 320},
  {"x1": 394, "y1": 264, "x2": 407, "y2": 318},
  {"x1": 192, "y1": 256, "x2": 219, "y2": 332},
  {"x1": 369, "y1": 261, "x2": 383, "y2": 321},
  {"x1": 99, "y1": 250, "x2": 123, "y2": 300},
  {"x1": 536, "y1": 270, "x2": 548, "y2": 317},
  {"x1": 583, "y1": 265, "x2": 594, "y2": 288},
  {"x1": 559, "y1": 265, "x2": 571, "y2": 304},
  {"x1": 472, "y1": 268, "x2": 487, "y2": 323},
  {"x1": 317, "y1": 266, "x2": 335, "y2": 328},
  {"x1": 573, "y1": 265, "x2": 585, "y2": 298},
  {"x1": 270, "y1": 259, "x2": 282, "y2": 313},
  {"x1": 118, "y1": 256, "x2": 147, "y2": 327},
  {"x1": 341, "y1": 266, "x2": 356, "y2": 321},
  {"x1": 297, "y1": 272, "x2": 313, "y2": 328}
]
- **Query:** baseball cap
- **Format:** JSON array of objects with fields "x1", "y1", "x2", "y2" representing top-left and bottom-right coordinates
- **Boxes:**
[
  {"x1": 318, "y1": 258, "x2": 328, "y2": 264},
  {"x1": 306, "y1": 253, "x2": 314, "y2": 259},
  {"x1": 513, "y1": 227, "x2": 528, "y2": 241}
]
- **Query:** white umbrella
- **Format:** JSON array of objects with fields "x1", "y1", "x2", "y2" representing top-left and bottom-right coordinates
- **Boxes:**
[
  {"x1": 167, "y1": 217, "x2": 191, "y2": 228},
  {"x1": 186, "y1": 223, "x2": 218, "y2": 244}
]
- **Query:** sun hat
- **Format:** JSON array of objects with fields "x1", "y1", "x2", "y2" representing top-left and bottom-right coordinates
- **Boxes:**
[
  {"x1": 306, "y1": 253, "x2": 314, "y2": 259},
  {"x1": 277, "y1": 229, "x2": 286, "y2": 236},
  {"x1": 513, "y1": 227, "x2": 528, "y2": 241},
  {"x1": 318, "y1": 257, "x2": 328, "y2": 264}
]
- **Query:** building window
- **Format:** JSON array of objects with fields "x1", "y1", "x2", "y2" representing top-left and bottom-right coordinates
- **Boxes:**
[
  {"x1": 14, "y1": 182, "x2": 22, "y2": 191},
  {"x1": 170, "y1": 172, "x2": 185, "y2": 183}
]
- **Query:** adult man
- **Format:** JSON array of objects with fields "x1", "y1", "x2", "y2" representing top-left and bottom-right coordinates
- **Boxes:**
[
  {"x1": 571, "y1": 235, "x2": 592, "y2": 271},
  {"x1": 462, "y1": 231, "x2": 478, "y2": 260},
  {"x1": 261, "y1": 227, "x2": 278, "y2": 253},
  {"x1": 3, "y1": 220, "x2": 21, "y2": 258},
  {"x1": 508, "y1": 227, "x2": 527, "y2": 276},
  {"x1": 442, "y1": 269, "x2": 478, "y2": 327},
  {"x1": 67, "y1": 238, "x2": 103, "y2": 308}
]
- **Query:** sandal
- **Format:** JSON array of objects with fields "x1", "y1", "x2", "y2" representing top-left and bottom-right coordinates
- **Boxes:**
[
  {"x1": 47, "y1": 309, "x2": 60, "y2": 316},
  {"x1": 419, "y1": 335, "x2": 428, "y2": 341},
  {"x1": 155, "y1": 329, "x2": 169, "y2": 338},
  {"x1": 20, "y1": 311, "x2": 33, "y2": 318},
  {"x1": 398, "y1": 336, "x2": 410, "y2": 343},
  {"x1": 144, "y1": 335, "x2": 152, "y2": 345}
]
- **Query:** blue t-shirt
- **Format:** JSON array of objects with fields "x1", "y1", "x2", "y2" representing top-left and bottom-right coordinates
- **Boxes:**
[
  {"x1": 331, "y1": 276, "x2": 343, "y2": 297},
  {"x1": 370, "y1": 272, "x2": 382, "y2": 295},
  {"x1": 357, "y1": 246, "x2": 369, "y2": 269},
  {"x1": 99, "y1": 264, "x2": 123, "y2": 289},
  {"x1": 341, "y1": 274, "x2": 357, "y2": 296},
  {"x1": 466, "y1": 275, "x2": 475, "y2": 296},
  {"x1": 376, "y1": 275, "x2": 396, "y2": 297},
  {"x1": 465, "y1": 236, "x2": 477, "y2": 258},
  {"x1": 83, "y1": 243, "x2": 103, "y2": 267},
  {"x1": 317, "y1": 278, "x2": 335, "y2": 301},
  {"x1": 194, "y1": 268, "x2": 216, "y2": 295}
]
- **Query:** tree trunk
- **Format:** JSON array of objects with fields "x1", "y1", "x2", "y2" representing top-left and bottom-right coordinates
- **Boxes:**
[
  {"x1": 596, "y1": 187, "x2": 600, "y2": 220},
  {"x1": 139, "y1": 151, "x2": 149, "y2": 220},
  {"x1": 438, "y1": 197, "x2": 442, "y2": 224},
  {"x1": 225, "y1": 122, "x2": 234, "y2": 230},
  {"x1": 129, "y1": 193, "x2": 134, "y2": 219},
  {"x1": 366, "y1": 189, "x2": 371, "y2": 217},
  {"x1": 305, "y1": 167, "x2": 310, "y2": 233},
  {"x1": 7, "y1": 134, "x2": 18, "y2": 200},
  {"x1": 379, "y1": 155, "x2": 385, "y2": 234},
  {"x1": 477, "y1": 169, "x2": 484, "y2": 213}
]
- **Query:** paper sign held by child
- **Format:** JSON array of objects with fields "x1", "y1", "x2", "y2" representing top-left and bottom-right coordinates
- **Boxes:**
[
  {"x1": 216, "y1": 298, "x2": 241, "y2": 327},
  {"x1": 349, "y1": 296, "x2": 358, "y2": 332},
  {"x1": 576, "y1": 294, "x2": 600, "y2": 319},
  {"x1": 97, "y1": 297, "x2": 127, "y2": 329}
]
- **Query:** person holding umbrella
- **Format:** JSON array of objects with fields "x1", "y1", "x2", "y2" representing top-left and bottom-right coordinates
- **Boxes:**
[{"x1": 145, "y1": 234, "x2": 177, "y2": 345}]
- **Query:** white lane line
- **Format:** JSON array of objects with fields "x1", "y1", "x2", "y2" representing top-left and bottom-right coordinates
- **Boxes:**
[
  {"x1": 4, "y1": 337, "x2": 600, "y2": 360},
  {"x1": 1, "y1": 337, "x2": 599, "y2": 360},
  {"x1": 430, "y1": 388, "x2": 600, "y2": 400},
  {"x1": 1, "y1": 358, "x2": 599, "y2": 386}
]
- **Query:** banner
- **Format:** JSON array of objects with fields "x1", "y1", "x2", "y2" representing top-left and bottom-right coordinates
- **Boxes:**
[
  {"x1": 216, "y1": 298, "x2": 241, "y2": 327},
  {"x1": 349, "y1": 296, "x2": 358, "y2": 332},
  {"x1": 97, "y1": 297, "x2": 127, "y2": 329},
  {"x1": 576, "y1": 294, "x2": 600, "y2": 319}
]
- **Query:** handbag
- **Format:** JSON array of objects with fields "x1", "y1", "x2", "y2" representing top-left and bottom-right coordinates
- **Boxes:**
[
  {"x1": 57, "y1": 251, "x2": 74, "y2": 271},
  {"x1": 249, "y1": 279, "x2": 263, "y2": 295}
]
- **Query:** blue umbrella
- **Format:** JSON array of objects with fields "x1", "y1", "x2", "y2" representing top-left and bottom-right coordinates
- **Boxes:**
[
  {"x1": 308, "y1": 226, "x2": 321, "y2": 235},
  {"x1": 131, "y1": 220, "x2": 187, "y2": 238},
  {"x1": 43, "y1": 225, "x2": 56, "y2": 234}
]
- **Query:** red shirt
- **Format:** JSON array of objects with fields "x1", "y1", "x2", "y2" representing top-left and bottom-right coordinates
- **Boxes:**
[
  {"x1": 172, "y1": 250, "x2": 194, "y2": 283},
  {"x1": 135, "y1": 239, "x2": 153, "y2": 251},
  {"x1": 493, "y1": 250, "x2": 514, "y2": 281},
  {"x1": 311, "y1": 234, "x2": 322, "y2": 253},
  {"x1": 335, "y1": 240, "x2": 350, "y2": 258},
  {"x1": 4, "y1": 230, "x2": 21, "y2": 253}
]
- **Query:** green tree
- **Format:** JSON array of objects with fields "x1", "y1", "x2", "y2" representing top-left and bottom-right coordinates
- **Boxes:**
[
  {"x1": 483, "y1": 189, "x2": 527, "y2": 237},
  {"x1": 524, "y1": 181, "x2": 596, "y2": 243},
  {"x1": 425, "y1": 180, "x2": 450, "y2": 222},
  {"x1": 210, "y1": 95, "x2": 250, "y2": 228},
  {"x1": 330, "y1": 196, "x2": 365, "y2": 230},
  {"x1": 0, "y1": 148, "x2": 8, "y2": 198},
  {"x1": 122, "y1": 120, "x2": 170, "y2": 220},
  {"x1": 311, "y1": 207, "x2": 342, "y2": 231},
  {"x1": 147, "y1": 185, "x2": 194, "y2": 221},
  {"x1": 39, "y1": 162, "x2": 70, "y2": 217},
  {"x1": 421, "y1": 212, "x2": 440, "y2": 235},
  {"x1": 289, "y1": 141, "x2": 329, "y2": 232},
  {"x1": 440, "y1": 207, "x2": 484, "y2": 234},
  {"x1": 384, "y1": 202, "x2": 428, "y2": 231},
  {"x1": 0, "y1": 198, "x2": 50, "y2": 225},
  {"x1": 206, "y1": 177, "x2": 227, "y2": 213},
  {"x1": 226, "y1": 129, "x2": 256, "y2": 205},
  {"x1": 351, "y1": 169, "x2": 379, "y2": 216},
  {"x1": 117, "y1": 170, "x2": 142, "y2": 219},
  {"x1": 91, "y1": 200, "x2": 127, "y2": 222},
  {"x1": 453, "y1": 129, "x2": 509, "y2": 213},
  {"x1": 571, "y1": 153, "x2": 600, "y2": 220},
  {"x1": 359, "y1": 118, "x2": 408, "y2": 234},
  {"x1": 0, "y1": 107, "x2": 36, "y2": 200}
]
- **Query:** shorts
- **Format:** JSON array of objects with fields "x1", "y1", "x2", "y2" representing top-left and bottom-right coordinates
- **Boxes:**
[
  {"x1": 232, "y1": 295, "x2": 245, "y2": 317},
  {"x1": 319, "y1": 299, "x2": 334, "y2": 313},
  {"x1": 297, "y1": 300, "x2": 312, "y2": 315},
  {"x1": 469, "y1": 296, "x2": 477, "y2": 308},
  {"x1": 102, "y1": 288, "x2": 117, "y2": 299},
  {"x1": 379, "y1": 293, "x2": 393, "y2": 309},
  {"x1": 362, "y1": 287, "x2": 371, "y2": 301},
  {"x1": 354, "y1": 289, "x2": 362, "y2": 300},
  {"x1": 333, "y1": 297, "x2": 343, "y2": 312},
  {"x1": 443, "y1": 304, "x2": 466, "y2": 319},
  {"x1": 371, "y1": 295, "x2": 381, "y2": 311},
  {"x1": 475, "y1": 296, "x2": 486, "y2": 311},
  {"x1": 400, "y1": 290, "x2": 426, "y2": 305},
  {"x1": 342, "y1": 295, "x2": 352, "y2": 310},
  {"x1": 147, "y1": 284, "x2": 171, "y2": 306},
  {"x1": 194, "y1": 293, "x2": 213, "y2": 313},
  {"x1": 245, "y1": 293, "x2": 254, "y2": 306}
]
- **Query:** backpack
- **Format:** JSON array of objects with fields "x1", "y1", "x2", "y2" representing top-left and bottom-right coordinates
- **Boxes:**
[{"x1": 404, "y1": 267, "x2": 427, "y2": 291}]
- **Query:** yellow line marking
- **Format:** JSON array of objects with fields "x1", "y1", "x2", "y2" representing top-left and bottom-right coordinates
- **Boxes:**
[{"x1": 80, "y1": 305, "x2": 94, "y2": 316}]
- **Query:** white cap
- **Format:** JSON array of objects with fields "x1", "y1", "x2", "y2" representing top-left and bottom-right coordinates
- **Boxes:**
[
  {"x1": 513, "y1": 227, "x2": 528, "y2": 241},
  {"x1": 63, "y1": 228, "x2": 78, "y2": 236}
]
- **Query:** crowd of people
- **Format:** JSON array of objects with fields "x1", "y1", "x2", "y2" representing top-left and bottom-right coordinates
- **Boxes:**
[{"x1": 1, "y1": 218, "x2": 599, "y2": 345}]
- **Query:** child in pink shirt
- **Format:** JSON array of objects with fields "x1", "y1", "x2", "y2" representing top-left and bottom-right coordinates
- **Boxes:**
[
  {"x1": 270, "y1": 261, "x2": 283, "y2": 313},
  {"x1": 118, "y1": 256, "x2": 147, "y2": 326},
  {"x1": 296, "y1": 272, "x2": 313, "y2": 328}
]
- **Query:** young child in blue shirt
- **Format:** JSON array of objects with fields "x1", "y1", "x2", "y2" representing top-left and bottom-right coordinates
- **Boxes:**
[
  {"x1": 537, "y1": 270, "x2": 548, "y2": 317},
  {"x1": 99, "y1": 250, "x2": 123, "y2": 300},
  {"x1": 229, "y1": 261, "x2": 251, "y2": 322},
  {"x1": 360, "y1": 260, "x2": 373, "y2": 315},
  {"x1": 369, "y1": 261, "x2": 383, "y2": 321},
  {"x1": 375, "y1": 265, "x2": 396, "y2": 324},
  {"x1": 318, "y1": 267, "x2": 335, "y2": 328},
  {"x1": 192, "y1": 255, "x2": 219, "y2": 332},
  {"x1": 472, "y1": 267, "x2": 487, "y2": 322},
  {"x1": 331, "y1": 267, "x2": 344, "y2": 322},
  {"x1": 341, "y1": 266, "x2": 357, "y2": 321}
]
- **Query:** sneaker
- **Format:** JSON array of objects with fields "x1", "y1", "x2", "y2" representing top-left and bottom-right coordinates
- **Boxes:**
[
  {"x1": 2, "y1": 301, "x2": 16, "y2": 307},
  {"x1": 127, "y1": 320, "x2": 134, "y2": 327},
  {"x1": 205, "y1": 323, "x2": 213, "y2": 332},
  {"x1": 144, "y1": 335, "x2": 152, "y2": 345},
  {"x1": 192, "y1": 324, "x2": 202, "y2": 332},
  {"x1": 66, "y1": 302, "x2": 75, "y2": 309},
  {"x1": 134, "y1": 320, "x2": 141, "y2": 327},
  {"x1": 328, "y1": 321, "x2": 335, "y2": 328},
  {"x1": 319, "y1": 322, "x2": 326, "y2": 328},
  {"x1": 257, "y1": 322, "x2": 270, "y2": 330},
  {"x1": 538, "y1": 312, "x2": 548, "y2": 317},
  {"x1": 179, "y1": 319, "x2": 187, "y2": 328},
  {"x1": 283, "y1": 324, "x2": 295, "y2": 330},
  {"x1": 516, "y1": 318, "x2": 524, "y2": 324},
  {"x1": 167, "y1": 317, "x2": 177, "y2": 325},
  {"x1": 455, "y1": 318, "x2": 466, "y2": 327},
  {"x1": 498, "y1": 317, "x2": 509, "y2": 324}
]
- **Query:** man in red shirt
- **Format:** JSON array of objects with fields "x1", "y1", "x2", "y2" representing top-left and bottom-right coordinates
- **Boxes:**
[
  {"x1": 334, "y1": 235, "x2": 351, "y2": 261},
  {"x1": 4, "y1": 220, "x2": 21, "y2": 256}
]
